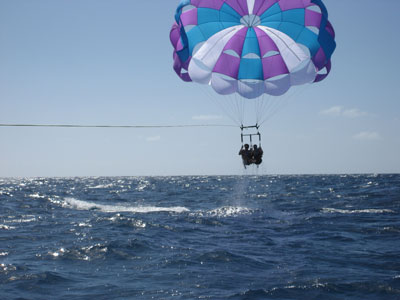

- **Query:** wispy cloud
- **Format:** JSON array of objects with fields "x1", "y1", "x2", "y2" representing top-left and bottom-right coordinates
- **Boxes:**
[
  {"x1": 353, "y1": 131, "x2": 381, "y2": 141},
  {"x1": 320, "y1": 106, "x2": 369, "y2": 118},
  {"x1": 146, "y1": 135, "x2": 161, "y2": 142},
  {"x1": 192, "y1": 114, "x2": 223, "y2": 121},
  {"x1": 320, "y1": 106, "x2": 343, "y2": 116},
  {"x1": 342, "y1": 108, "x2": 369, "y2": 118}
]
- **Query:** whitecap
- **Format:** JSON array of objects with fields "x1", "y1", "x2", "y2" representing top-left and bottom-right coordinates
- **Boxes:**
[
  {"x1": 0, "y1": 224, "x2": 16, "y2": 230},
  {"x1": 4, "y1": 215, "x2": 37, "y2": 224},
  {"x1": 0, "y1": 190, "x2": 13, "y2": 197},
  {"x1": 88, "y1": 184, "x2": 114, "y2": 189},
  {"x1": 29, "y1": 193, "x2": 46, "y2": 199},
  {"x1": 322, "y1": 208, "x2": 395, "y2": 214},
  {"x1": 77, "y1": 222, "x2": 92, "y2": 228},
  {"x1": 136, "y1": 180, "x2": 150, "y2": 191},
  {"x1": 61, "y1": 197, "x2": 189, "y2": 214},
  {"x1": 193, "y1": 206, "x2": 254, "y2": 218}
]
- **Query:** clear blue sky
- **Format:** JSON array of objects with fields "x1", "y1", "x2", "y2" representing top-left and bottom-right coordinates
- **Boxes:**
[{"x1": 1, "y1": 0, "x2": 399, "y2": 176}]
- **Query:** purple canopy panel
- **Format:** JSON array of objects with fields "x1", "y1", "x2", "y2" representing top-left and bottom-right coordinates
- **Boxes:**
[
  {"x1": 170, "y1": 23, "x2": 181, "y2": 50},
  {"x1": 312, "y1": 47, "x2": 326, "y2": 71},
  {"x1": 191, "y1": 0, "x2": 225, "y2": 10},
  {"x1": 305, "y1": 9, "x2": 322, "y2": 28},
  {"x1": 211, "y1": 27, "x2": 247, "y2": 79},
  {"x1": 262, "y1": 55, "x2": 289, "y2": 80},
  {"x1": 314, "y1": 60, "x2": 331, "y2": 83},
  {"x1": 279, "y1": 0, "x2": 311, "y2": 11},
  {"x1": 213, "y1": 52, "x2": 241, "y2": 79},
  {"x1": 173, "y1": 53, "x2": 192, "y2": 82},
  {"x1": 221, "y1": 27, "x2": 248, "y2": 58},
  {"x1": 180, "y1": 8, "x2": 198, "y2": 27}
]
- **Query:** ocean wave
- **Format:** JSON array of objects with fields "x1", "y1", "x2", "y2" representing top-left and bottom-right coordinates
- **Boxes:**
[
  {"x1": 322, "y1": 208, "x2": 395, "y2": 214},
  {"x1": 1, "y1": 263, "x2": 17, "y2": 273},
  {"x1": 29, "y1": 193, "x2": 46, "y2": 199},
  {"x1": 5, "y1": 271, "x2": 70, "y2": 284},
  {"x1": 196, "y1": 250, "x2": 238, "y2": 263},
  {"x1": 59, "y1": 197, "x2": 189, "y2": 214},
  {"x1": 47, "y1": 240, "x2": 151, "y2": 261},
  {"x1": 230, "y1": 288, "x2": 270, "y2": 298},
  {"x1": 136, "y1": 179, "x2": 150, "y2": 191},
  {"x1": 230, "y1": 279, "x2": 387, "y2": 299},
  {"x1": 0, "y1": 224, "x2": 16, "y2": 230},
  {"x1": 194, "y1": 249, "x2": 265, "y2": 267},
  {"x1": 192, "y1": 206, "x2": 255, "y2": 218},
  {"x1": 88, "y1": 183, "x2": 115, "y2": 189},
  {"x1": 97, "y1": 214, "x2": 147, "y2": 228},
  {"x1": 3, "y1": 215, "x2": 38, "y2": 224},
  {"x1": 0, "y1": 190, "x2": 13, "y2": 197},
  {"x1": 230, "y1": 281, "x2": 329, "y2": 298},
  {"x1": 48, "y1": 245, "x2": 107, "y2": 261}
]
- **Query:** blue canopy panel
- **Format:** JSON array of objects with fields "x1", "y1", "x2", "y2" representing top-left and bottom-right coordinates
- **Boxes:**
[
  {"x1": 241, "y1": 28, "x2": 261, "y2": 58},
  {"x1": 238, "y1": 58, "x2": 263, "y2": 80},
  {"x1": 311, "y1": 0, "x2": 336, "y2": 60},
  {"x1": 260, "y1": 2, "x2": 281, "y2": 19},
  {"x1": 219, "y1": 3, "x2": 242, "y2": 23},
  {"x1": 261, "y1": 7, "x2": 320, "y2": 57},
  {"x1": 175, "y1": 4, "x2": 240, "y2": 63},
  {"x1": 186, "y1": 21, "x2": 238, "y2": 55}
]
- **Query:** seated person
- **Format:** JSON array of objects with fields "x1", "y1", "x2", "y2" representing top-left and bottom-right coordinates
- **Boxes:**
[
  {"x1": 239, "y1": 144, "x2": 253, "y2": 166},
  {"x1": 252, "y1": 144, "x2": 263, "y2": 165}
]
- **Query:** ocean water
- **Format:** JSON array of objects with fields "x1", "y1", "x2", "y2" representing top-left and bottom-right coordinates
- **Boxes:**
[{"x1": 0, "y1": 175, "x2": 399, "y2": 300}]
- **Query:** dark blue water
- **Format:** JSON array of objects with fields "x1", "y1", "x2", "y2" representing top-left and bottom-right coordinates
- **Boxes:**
[{"x1": 1, "y1": 175, "x2": 399, "y2": 300}]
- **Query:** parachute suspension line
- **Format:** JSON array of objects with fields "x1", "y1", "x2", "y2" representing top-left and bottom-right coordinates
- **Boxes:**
[
  {"x1": 238, "y1": 90, "x2": 246, "y2": 125},
  {"x1": 198, "y1": 84, "x2": 241, "y2": 126},
  {"x1": 258, "y1": 96, "x2": 286, "y2": 126},
  {"x1": 258, "y1": 84, "x2": 310, "y2": 126},
  {"x1": 227, "y1": 91, "x2": 245, "y2": 126},
  {"x1": 258, "y1": 95, "x2": 265, "y2": 124},
  {"x1": 255, "y1": 93, "x2": 269, "y2": 125},
  {"x1": 234, "y1": 86, "x2": 243, "y2": 125},
  {"x1": 259, "y1": 94, "x2": 279, "y2": 124},
  {"x1": 240, "y1": 92, "x2": 245, "y2": 125},
  {"x1": 196, "y1": 44, "x2": 246, "y2": 127},
  {"x1": 260, "y1": 94, "x2": 275, "y2": 123},
  {"x1": 233, "y1": 91, "x2": 243, "y2": 125},
  {"x1": 197, "y1": 30, "x2": 244, "y2": 126}
]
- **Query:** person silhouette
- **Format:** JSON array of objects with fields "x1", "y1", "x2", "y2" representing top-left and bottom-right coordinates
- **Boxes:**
[{"x1": 239, "y1": 144, "x2": 253, "y2": 167}]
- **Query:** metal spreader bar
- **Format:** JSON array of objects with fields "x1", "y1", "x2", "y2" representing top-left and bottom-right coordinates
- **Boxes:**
[{"x1": 240, "y1": 124, "x2": 261, "y2": 146}]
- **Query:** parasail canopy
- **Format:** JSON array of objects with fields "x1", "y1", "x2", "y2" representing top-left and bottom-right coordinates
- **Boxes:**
[{"x1": 170, "y1": 0, "x2": 336, "y2": 99}]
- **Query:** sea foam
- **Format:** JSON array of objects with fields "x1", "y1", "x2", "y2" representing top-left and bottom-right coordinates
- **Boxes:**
[
  {"x1": 62, "y1": 197, "x2": 189, "y2": 214},
  {"x1": 322, "y1": 208, "x2": 395, "y2": 214}
]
